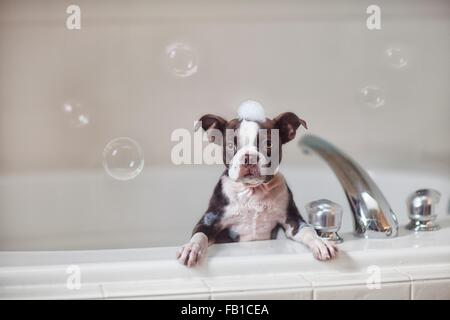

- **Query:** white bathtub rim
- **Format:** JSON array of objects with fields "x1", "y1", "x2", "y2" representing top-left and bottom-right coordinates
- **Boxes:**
[{"x1": 1, "y1": 222, "x2": 450, "y2": 299}]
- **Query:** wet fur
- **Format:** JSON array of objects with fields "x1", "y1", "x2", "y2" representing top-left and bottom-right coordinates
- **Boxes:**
[{"x1": 177, "y1": 111, "x2": 337, "y2": 267}]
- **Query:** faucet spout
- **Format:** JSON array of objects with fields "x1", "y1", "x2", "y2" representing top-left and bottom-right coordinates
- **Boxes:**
[{"x1": 299, "y1": 135, "x2": 399, "y2": 238}]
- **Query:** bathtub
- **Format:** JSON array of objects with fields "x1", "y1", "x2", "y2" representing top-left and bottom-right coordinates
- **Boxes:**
[
  {"x1": 1, "y1": 163, "x2": 449, "y2": 299},
  {"x1": 1, "y1": 0, "x2": 449, "y2": 301}
]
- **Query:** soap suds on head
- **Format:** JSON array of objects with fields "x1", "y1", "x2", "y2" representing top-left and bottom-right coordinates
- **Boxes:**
[{"x1": 238, "y1": 100, "x2": 266, "y2": 122}]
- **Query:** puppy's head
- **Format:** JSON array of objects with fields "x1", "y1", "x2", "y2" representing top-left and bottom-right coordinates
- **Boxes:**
[{"x1": 196, "y1": 101, "x2": 307, "y2": 186}]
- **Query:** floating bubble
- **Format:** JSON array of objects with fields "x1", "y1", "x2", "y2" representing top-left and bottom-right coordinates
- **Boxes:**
[
  {"x1": 102, "y1": 137, "x2": 144, "y2": 181},
  {"x1": 385, "y1": 48, "x2": 408, "y2": 69},
  {"x1": 360, "y1": 86, "x2": 385, "y2": 109},
  {"x1": 165, "y1": 42, "x2": 198, "y2": 78},
  {"x1": 62, "y1": 100, "x2": 90, "y2": 128}
]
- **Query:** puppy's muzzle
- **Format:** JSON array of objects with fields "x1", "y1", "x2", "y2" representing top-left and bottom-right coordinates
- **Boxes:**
[{"x1": 238, "y1": 153, "x2": 261, "y2": 178}]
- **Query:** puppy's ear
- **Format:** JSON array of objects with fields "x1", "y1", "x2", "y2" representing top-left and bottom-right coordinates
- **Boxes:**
[
  {"x1": 273, "y1": 112, "x2": 307, "y2": 144},
  {"x1": 195, "y1": 114, "x2": 227, "y2": 144}
]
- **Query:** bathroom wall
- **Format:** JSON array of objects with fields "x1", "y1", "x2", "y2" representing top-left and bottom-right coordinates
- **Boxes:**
[{"x1": 0, "y1": 0, "x2": 449, "y2": 174}]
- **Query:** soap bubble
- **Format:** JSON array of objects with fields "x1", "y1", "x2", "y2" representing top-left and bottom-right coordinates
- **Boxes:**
[
  {"x1": 165, "y1": 42, "x2": 198, "y2": 78},
  {"x1": 62, "y1": 100, "x2": 90, "y2": 127},
  {"x1": 360, "y1": 86, "x2": 385, "y2": 109},
  {"x1": 384, "y1": 48, "x2": 408, "y2": 69},
  {"x1": 102, "y1": 137, "x2": 144, "y2": 181}
]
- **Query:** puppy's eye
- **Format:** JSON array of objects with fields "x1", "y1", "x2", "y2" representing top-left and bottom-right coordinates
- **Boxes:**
[
  {"x1": 262, "y1": 139, "x2": 272, "y2": 149},
  {"x1": 226, "y1": 142, "x2": 235, "y2": 151}
]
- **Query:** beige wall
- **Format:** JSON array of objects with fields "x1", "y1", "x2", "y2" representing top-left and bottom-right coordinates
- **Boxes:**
[{"x1": 1, "y1": 0, "x2": 449, "y2": 174}]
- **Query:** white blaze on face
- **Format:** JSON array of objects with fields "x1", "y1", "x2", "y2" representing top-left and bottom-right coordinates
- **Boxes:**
[
  {"x1": 239, "y1": 120, "x2": 259, "y2": 148},
  {"x1": 228, "y1": 100, "x2": 271, "y2": 183},
  {"x1": 228, "y1": 120, "x2": 261, "y2": 181}
]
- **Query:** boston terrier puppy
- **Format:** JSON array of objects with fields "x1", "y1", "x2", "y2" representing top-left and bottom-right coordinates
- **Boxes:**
[{"x1": 177, "y1": 101, "x2": 338, "y2": 267}]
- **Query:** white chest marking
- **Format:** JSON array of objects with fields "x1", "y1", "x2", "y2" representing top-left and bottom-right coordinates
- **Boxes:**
[{"x1": 220, "y1": 174, "x2": 289, "y2": 241}]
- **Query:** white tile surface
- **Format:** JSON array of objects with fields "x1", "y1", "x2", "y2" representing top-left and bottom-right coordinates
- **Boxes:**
[
  {"x1": 303, "y1": 269, "x2": 411, "y2": 300},
  {"x1": 302, "y1": 269, "x2": 410, "y2": 287},
  {"x1": 205, "y1": 273, "x2": 312, "y2": 299},
  {"x1": 396, "y1": 264, "x2": 450, "y2": 281},
  {"x1": 204, "y1": 273, "x2": 311, "y2": 292},
  {"x1": 412, "y1": 279, "x2": 450, "y2": 300},
  {"x1": 101, "y1": 278, "x2": 209, "y2": 299},
  {"x1": 109, "y1": 293, "x2": 211, "y2": 300},
  {"x1": 212, "y1": 288, "x2": 312, "y2": 300},
  {"x1": 314, "y1": 282, "x2": 411, "y2": 300},
  {"x1": 0, "y1": 284, "x2": 103, "y2": 300}
]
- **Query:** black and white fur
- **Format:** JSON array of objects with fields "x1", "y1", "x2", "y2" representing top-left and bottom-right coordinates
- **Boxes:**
[{"x1": 177, "y1": 102, "x2": 338, "y2": 267}]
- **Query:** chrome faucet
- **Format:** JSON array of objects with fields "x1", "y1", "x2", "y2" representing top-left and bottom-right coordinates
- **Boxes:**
[{"x1": 299, "y1": 135, "x2": 399, "y2": 238}]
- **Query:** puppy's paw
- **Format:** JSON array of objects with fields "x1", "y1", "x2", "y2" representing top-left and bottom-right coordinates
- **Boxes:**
[
  {"x1": 176, "y1": 233, "x2": 208, "y2": 267},
  {"x1": 176, "y1": 243, "x2": 205, "y2": 267},
  {"x1": 309, "y1": 238, "x2": 338, "y2": 261}
]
